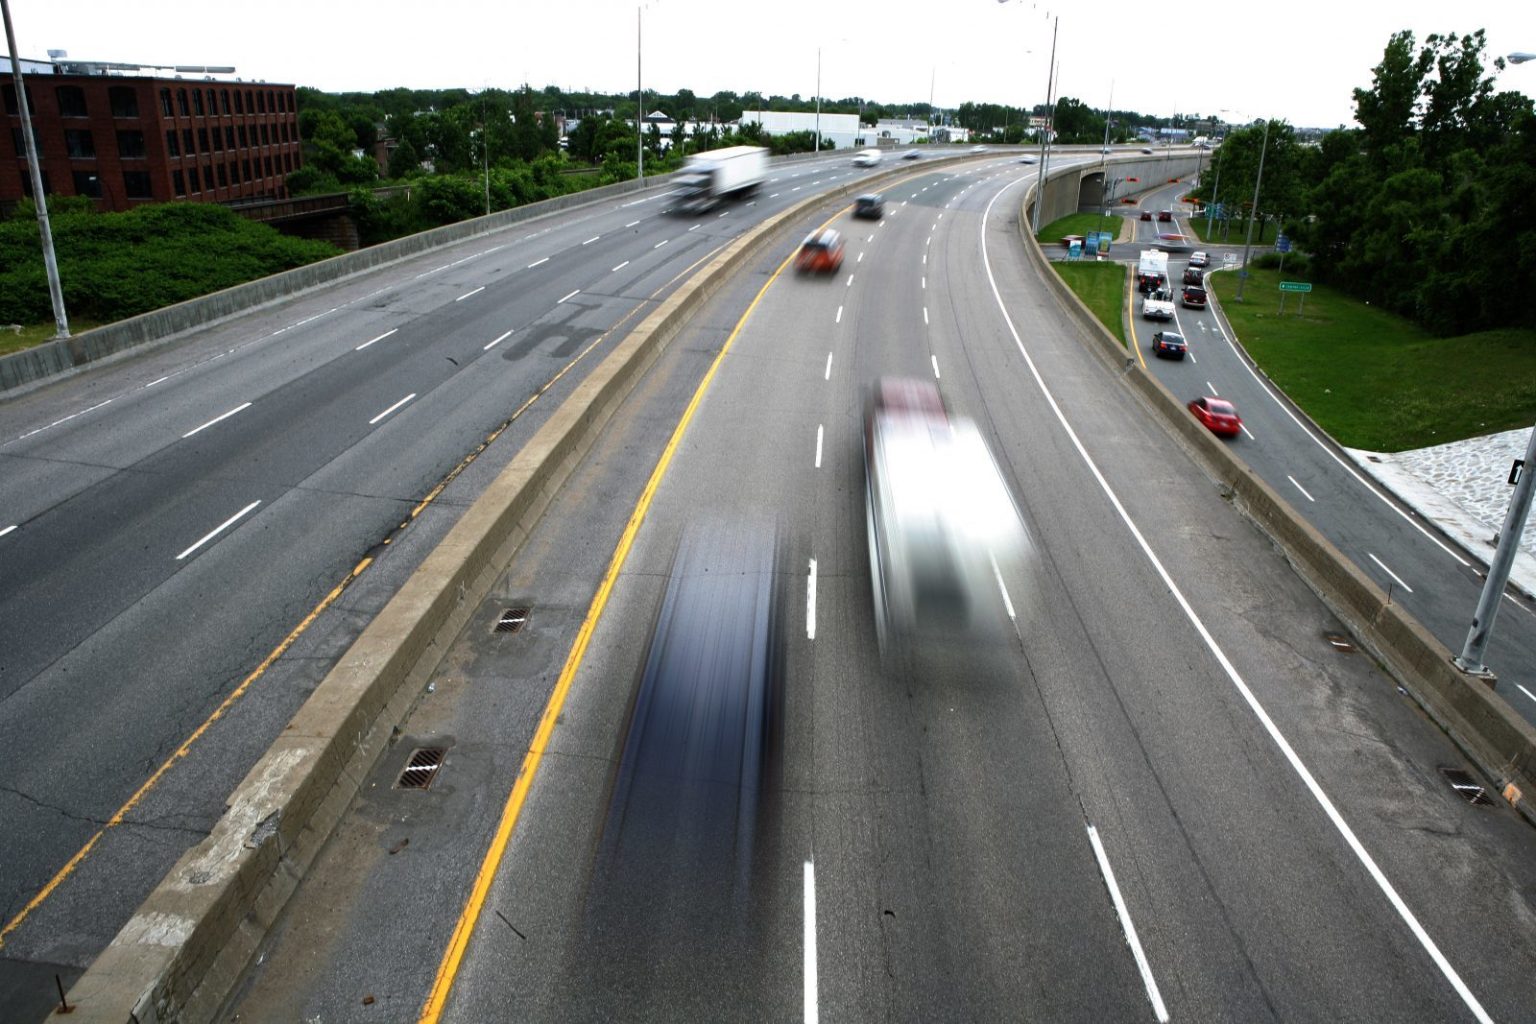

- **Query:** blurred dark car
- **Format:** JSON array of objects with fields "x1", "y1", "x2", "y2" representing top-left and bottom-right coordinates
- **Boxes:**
[
  {"x1": 1019, "y1": 155, "x2": 1038, "y2": 164},
  {"x1": 1151, "y1": 330, "x2": 1187, "y2": 360},
  {"x1": 1183, "y1": 267, "x2": 1204, "y2": 285},
  {"x1": 1140, "y1": 210, "x2": 1152, "y2": 221},
  {"x1": 853, "y1": 193, "x2": 885, "y2": 220},
  {"x1": 1189, "y1": 396, "x2": 1242, "y2": 437},
  {"x1": 1140, "y1": 147, "x2": 1154, "y2": 154},
  {"x1": 1157, "y1": 209, "x2": 1173, "y2": 222},
  {"x1": 901, "y1": 149, "x2": 923, "y2": 160},
  {"x1": 1182, "y1": 285, "x2": 1207, "y2": 309},
  {"x1": 796, "y1": 228, "x2": 845, "y2": 274}
]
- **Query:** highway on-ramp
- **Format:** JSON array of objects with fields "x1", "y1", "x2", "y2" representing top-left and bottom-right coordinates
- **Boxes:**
[{"x1": 227, "y1": 159, "x2": 1536, "y2": 1022}]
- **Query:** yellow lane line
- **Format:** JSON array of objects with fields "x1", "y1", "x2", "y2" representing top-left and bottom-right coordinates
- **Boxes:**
[
  {"x1": 0, "y1": 244, "x2": 724, "y2": 951},
  {"x1": 418, "y1": 211, "x2": 842, "y2": 1022},
  {"x1": 1127, "y1": 270, "x2": 1148, "y2": 371}
]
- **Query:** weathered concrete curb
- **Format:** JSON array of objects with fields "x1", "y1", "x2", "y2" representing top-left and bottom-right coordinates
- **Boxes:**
[
  {"x1": 54, "y1": 155, "x2": 976, "y2": 1024},
  {"x1": 1018, "y1": 173, "x2": 1536, "y2": 825}
]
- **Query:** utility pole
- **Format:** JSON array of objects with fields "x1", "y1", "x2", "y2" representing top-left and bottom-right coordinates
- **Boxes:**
[
  {"x1": 1456, "y1": 426, "x2": 1536, "y2": 676},
  {"x1": 815, "y1": 47, "x2": 821, "y2": 154},
  {"x1": 636, "y1": 5, "x2": 643, "y2": 181},
  {"x1": 1030, "y1": 16, "x2": 1058, "y2": 235},
  {"x1": 2, "y1": 0, "x2": 69, "y2": 339},
  {"x1": 1233, "y1": 117, "x2": 1270, "y2": 302}
]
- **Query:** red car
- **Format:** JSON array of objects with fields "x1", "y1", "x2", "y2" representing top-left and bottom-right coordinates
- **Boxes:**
[
  {"x1": 1157, "y1": 209, "x2": 1173, "y2": 222},
  {"x1": 1139, "y1": 210, "x2": 1152, "y2": 221},
  {"x1": 1188, "y1": 396, "x2": 1242, "y2": 438},
  {"x1": 1182, "y1": 285, "x2": 1208, "y2": 309},
  {"x1": 796, "y1": 229, "x2": 845, "y2": 274}
]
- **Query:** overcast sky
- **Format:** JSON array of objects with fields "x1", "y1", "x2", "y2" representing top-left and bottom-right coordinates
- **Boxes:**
[{"x1": 10, "y1": 0, "x2": 1534, "y2": 129}]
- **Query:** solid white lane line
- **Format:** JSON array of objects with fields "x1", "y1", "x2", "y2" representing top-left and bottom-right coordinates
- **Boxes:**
[
  {"x1": 369, "y1": 393, "x2": 416, "y2": 426},
  {"x1": 824, "y1": 352, "x2": 833, "y2": 380},
  {"x1": 625, "y1": 220, "x2": 641, "y2": 228},
  {"x1": 836, "y1": 306, "x2": 843, "y2": 324},
  {"x1": 182, "y1": 402, "x2": 252, "y2": 438},
  {"x1": 484, "y1": 330, "x2": 513, "y2": 351},
  {"x1": 815, "y1": 425, "x2": 824, "y2": 468},
  {"x1": 1288, "y1": 476, "x2": 1317, "y2": 502},
  {"x1": 582, "y1": 235, "x2": 600, "y2": 245},
  {"x1": 18, "y1": 398, "x2": 114, "y2": 440},
  {"x1": 653, "y1": 239, "x2": 669, "y2": 249},
  {"x1": 558, "y1": 289, "x2": 580, "y2": 303},
  {"x1": 1518, "y1": 684, "x2": 1536, "y2": 705},
  {"x1": 176, "y1": 500, "x2": 260, "y2": 561},
  {"x1": 1088, "y1": 825, "x2": 1169, "y2": 1023},
  {"x1": 804, "y1": 860, "x2": 819, "y2": 1024},
  {"x1": 991, "y1": 554, "x2": 1016, "y2": 620},
  {"x1": 1368, "y1": 553, "x2": 1414, "y2": 593},
  {"x1": 806, "y1": 559, "x2": 818, "y2": 639},
  {"x1": 979, "y1": 179, "x2": 1494, "y2": 1024},
  {"x1": 931, "y1": 355, "x2": 941, "y2": 379},
  {"x1": 0, "y1": 524, "x2": 16, "y2": 538},
  {"x1": 356, "y1": 328, "x2": 398, "y2": 351},
  {"x1": 611, "y1": 260, "x2": 630, "y2": 272},
  {"x1": 526, "y1": 257, "x2": 549, "y2": 268}
]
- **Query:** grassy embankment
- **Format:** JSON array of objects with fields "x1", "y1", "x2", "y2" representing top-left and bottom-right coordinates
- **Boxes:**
[{"x1": 1036, "y1": 214, "x2": 1130, "y2": 342}]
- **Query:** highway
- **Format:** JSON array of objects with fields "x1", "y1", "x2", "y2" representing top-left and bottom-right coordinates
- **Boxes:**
[
  {"x1": 225, "y1": 158, "x2": 1536, "y2": 1022},
  {"x1": 0, "y1": 148, "x2": 967, "y2": 1017},
  {"x1": 1119, "y1": 183, "x2": 1536, "y2": 727}
]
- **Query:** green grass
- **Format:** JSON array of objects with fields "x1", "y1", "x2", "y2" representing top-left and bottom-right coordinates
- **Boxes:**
[
  {"x1": 0, "y1": 320, "x2": 103, "y2": 358},
  {"x1": 1037, "y1": 212, "x2": 1128, "y2": 247},
  {"x1": 1187, "y1": 215, "x2": 1279, "y2": 246},
  {"x1": 1054, "y1": 262, "x2": 1128, "y2": 344},
  {"x1": 1207, "y1": 264, "x2": 1536, "y2": 451}
]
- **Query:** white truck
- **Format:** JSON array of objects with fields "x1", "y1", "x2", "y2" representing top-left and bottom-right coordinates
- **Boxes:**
[
  {"x1": 1141, "y1": 286, "x2": 1175, "y2": 321},
  {"x1": 674, "y1": 145, "x2": 768, "y2": 214},
  {"x1": 1137, "y1": 248, "x2": 1169, "y2": 293}
]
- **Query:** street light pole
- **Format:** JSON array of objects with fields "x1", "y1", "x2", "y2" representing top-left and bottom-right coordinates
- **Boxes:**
[
  {"x1": 815, "y1": 47, "x2": 821, "y2": 154},
  {"x1": 2, "y1": 0, "x2": 69, "y2": 339},
  {"x1": 1030, "y1": 15, "x2": 1058, "y2": 235},
  {"x1": 636, "y1": 5, "x2": 644, "y2": 181},
  {"x1": 1233, "y1": 117, "x2": 1270, "y2": 302},
  {"x1": 1456, "y1": 426, "x2": 1536, "y2": 675}
]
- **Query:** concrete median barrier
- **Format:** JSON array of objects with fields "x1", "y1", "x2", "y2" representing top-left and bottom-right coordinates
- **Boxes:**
[
  {"x1": 1017, "y1": 173, "x2": 1536, "y2": 827},
  {"x1": 53, "y1": 155, "x2": 976, "y2": 1023}
]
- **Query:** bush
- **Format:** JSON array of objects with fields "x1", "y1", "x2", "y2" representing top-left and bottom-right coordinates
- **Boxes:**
[{"x1": 1252, "y1": 251, "x2": 1312, "y2": 276}]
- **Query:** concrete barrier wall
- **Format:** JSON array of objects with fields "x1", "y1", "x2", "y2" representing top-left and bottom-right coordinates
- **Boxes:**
[
  {"x1": 1016, "y1": 170, "x2": 1536, "y2": 825},
  {"x1": 56, "y1": 154, "x2": 977, "y2": 1024},
  {"x1": 1029, "y1": 154, "x2": 1204, "y2": 227}
]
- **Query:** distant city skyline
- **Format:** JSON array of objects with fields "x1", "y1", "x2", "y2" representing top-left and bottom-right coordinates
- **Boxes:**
[{"x1": 9, "y1": 0, "x2": 1534, "y2": 130}]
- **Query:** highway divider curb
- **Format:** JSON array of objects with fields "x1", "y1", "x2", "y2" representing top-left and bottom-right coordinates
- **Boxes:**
[
  {"x1": 1017, "y1": 177, "x2": 1536, "y2": 828},
  {"x1": 56, "y1": 154, "x2": 977, "y2": 1024}
]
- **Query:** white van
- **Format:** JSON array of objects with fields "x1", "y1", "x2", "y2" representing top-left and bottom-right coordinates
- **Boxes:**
[{"x1": 853, "y1": 147, "x2": 883, "y2": 167}]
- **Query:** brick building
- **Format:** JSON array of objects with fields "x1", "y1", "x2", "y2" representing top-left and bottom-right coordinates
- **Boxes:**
[{"x1": 2, "y1": 56, "x2": 302, "y2": 213}]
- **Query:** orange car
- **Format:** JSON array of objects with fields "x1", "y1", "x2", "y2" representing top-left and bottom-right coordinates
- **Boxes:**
[{"x1": 796, "y1": 229, "x2": 845, "y2": 274}]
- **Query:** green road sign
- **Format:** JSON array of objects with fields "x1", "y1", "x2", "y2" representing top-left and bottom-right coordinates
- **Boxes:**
[{"x1": 1278, "y1": 281, "x2": 1312, "y2": 293}]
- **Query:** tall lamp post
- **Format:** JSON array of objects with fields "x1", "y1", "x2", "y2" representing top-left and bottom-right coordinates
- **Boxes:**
[
  {"x1": 1032, "y1": 15, "x2": 1059, "y2": 234},
  {"x1": 1455, "y1": 48, "x2": 1536, "y2": 676},
  {"x1": 1232, "y1": 116, "x2": 1270, "y2": 302}
]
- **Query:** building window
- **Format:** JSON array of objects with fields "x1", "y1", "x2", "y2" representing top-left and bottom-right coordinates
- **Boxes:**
[
  {"x1": 20, "y1": 170, "x2": 52, "y2": 197},
  {"x1": 211, "y1": 126, "x2": 223, "y2": 151},
  {"x1": 205, "y1": 164, "x2": 215, "y2": 190},
  {"x1": 198, "y1": 127, "x2": 210, "y2": 151},
  {"x1": 117, "y1": 130, "x2": 147, "y2": 158},
  {"x1": 166, "y1": 129, "x2": 180, "y2": 156},
  {"x1": 193, "y1": 90, "x2": 204, "y2": 116},
  {"x1": 283, "y1": 151, "x2": 293, "y2": 172},
  {"x1": 65, "y1": 129, "x2": 95, "y2": 159},
  {"x1": 238, "y1": 125, "x2": 247, "y2": 147},
  {"x1": 225, "y1": 126, "x2": 235, "y2": 148},
  {"x1": 123, "y1": 170, "x2": 152, "y2": 198},
  {"x1": 56, "y1": 85, "x2": 88, "y2": 117},
  {"x1": 178, "y1": 89, "x2": 190, "y2": 116},
  {"x1": 11, "y1": 125, "x2": 41, "y2": 157},
  {"x1": 280, "y1": 122, "x2": 290, "y2": 142},
  {"x1": 183, "y1": 128, "x2": 195, "y2": 154},
  {"x1": 264, "y1": 155, "x2": 273, "y2": 177},
  {"x1": 109, "y1": 87, "x2": 139, "y2": 119},
  {"x1": 160, "y1": 88, "x2": 173, "y2": 117},
  {"x1": 245, "y1": 90, "x2": 254, "y2": 113},
  {"x1": 72, "y1": 170, "x2": 101, "y2": 197},
  {"x1": 233, "y1": 90, "x2": 243, "y2": 114},
  {"x1": 242, "y1": 158, "x2": 252, "y2": 180},
  {"x1": 227, "y1": 160, "x2": 238, "y2": 184},
  {"x1": 260, "y1": 123, "x2": 269, "y2": 145},
  {"x1": 257, "y1": 91, "x2": 267, "y2": 114},
  {"x1": 173, "y1": 169, "x2": 186, "y2": 195},
  {"x1": 206, "y1": 89, "x2": 217, "y2": 115},
  {"x1": 188, "y1": 165, "x2": 200, "y2": 192},
  {"x1": 221, "y1": 89, "x2": 231, "y2": 115},
  {"x1": 3, "y1": 83, "x2": 33, "y2": 116}
]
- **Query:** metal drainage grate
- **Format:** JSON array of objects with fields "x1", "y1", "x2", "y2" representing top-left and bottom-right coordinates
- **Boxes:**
[
  {"x1": 495, "y1": 607, "x2": 531, "y2": 634},
  {"x1": 396, "y1": 747, "x2": 446, "y2": 790},
  {"x1": 1323, "y1": 632, "x2": 1356, "y2": 653},
  {"x1": 1438, "y1": 766, "x2": 1492, "y2": 806}
]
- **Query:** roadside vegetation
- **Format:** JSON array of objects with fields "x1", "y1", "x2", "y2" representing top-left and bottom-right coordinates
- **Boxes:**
[
  {"x1": 1035, "y1": 213, "x2": 1126, "y2": 246},
  {"x1": 1053, "y1": 263, "x2": 1127, "y2": 342}
]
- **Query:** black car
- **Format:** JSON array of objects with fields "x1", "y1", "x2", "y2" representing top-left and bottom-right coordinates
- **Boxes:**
[
  {"x1": 1151, "y1": 330, "x2": 1187, "y2": 360},
  {"x1": 1183, "y1": 267, "x2": 1204, "y2": 285},
  {"x1": 853, "y1": 193, "x2": 885, "y2": 220}
]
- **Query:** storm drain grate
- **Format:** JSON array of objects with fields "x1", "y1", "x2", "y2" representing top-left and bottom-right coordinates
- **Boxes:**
[
  {"x1": 1438, "y1": 766, "x2": 1493, "y2": 806},
  {"x1": 396, "y1": 747, "x2": 446, "y2": 790},
  {"x1": 495, "y1": 607, "x2": 531, "y2": 634},
  {"x1": 1323, "y1": 632, "x2": 1356, "y2": 653}
]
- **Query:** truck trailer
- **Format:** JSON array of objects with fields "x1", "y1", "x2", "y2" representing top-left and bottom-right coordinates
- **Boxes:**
[
  {"x1": 674, "y1": 145, "x2": 768, "y2": 214},
  {"x1": 1137, "y1": 249, "x2": 1169, "y2": 293}
]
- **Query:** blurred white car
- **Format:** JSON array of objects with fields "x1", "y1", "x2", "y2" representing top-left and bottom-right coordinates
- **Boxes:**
[{"x1": 853, "y1": 148, "x2": 883, "y2": 167}]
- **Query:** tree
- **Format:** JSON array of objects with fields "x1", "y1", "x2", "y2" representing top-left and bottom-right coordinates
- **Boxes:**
[{"x1": 388, "y1": 137, "x2": 422, "y2": 179}]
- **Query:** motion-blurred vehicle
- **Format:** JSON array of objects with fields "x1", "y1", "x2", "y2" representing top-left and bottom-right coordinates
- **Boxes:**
[
  {"x1": 1151, "y1": 330, "x2": 1187, "y2": 360},
  {"x1": 1188, "y1": 251, "x2": 1210, "y2": 268},
  {"x1": 1188, "y1": 396, "x2": 1242, "y2": 437},
  {"x1": 1140, "y1": 147, "x2": 1154, "y2": 154},
  {"x1": 970, "y1": 144, "x2": 987, "y2": 153},
  {"x1": 796, "y1": 228, "x2": 845, "y2": 274},
  {"x1": 1019, "y1": 155, "x2": 1038, "y2": 164},
  {"x1": 600, "y1": 521, "x2": 786, "y2": 889},
  {"x1": 863, "y1": 378, "x2": 1028, "y2": 655},
  {"x1": 853, "y1": 193, "x2": 885, "y2": 220},
  {"x1": 1157, "y1": 209, "x2": 1173, "y2": 222},
  {"x1": 1139, "y1": 210, "x2": 1153, "y2": 221},
  {"x1": 901, "y1": 149, "x2": 923, "y2": 160},
  {"x1": 1181, "y1": 285, "x2": 1207, "y2": 309},
  {"x1": 853, "y1": 147, "x2": 883, "y2": 167},
  {"x1": 673, "y1": 145, "x2": 768, "y2": 214}
]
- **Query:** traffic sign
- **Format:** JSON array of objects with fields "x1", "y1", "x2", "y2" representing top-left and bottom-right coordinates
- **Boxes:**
[
  {"x1": 1275, "y1": 234, "x2": 1292, "y2": 253},
  {"x1": 1278, "y1": 281, "x2": 1312, "y2": 293}
]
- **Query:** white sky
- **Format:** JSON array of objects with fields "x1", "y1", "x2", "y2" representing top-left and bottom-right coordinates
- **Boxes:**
[{"x1": 10, "y1": 0, "x2": 1534, "y2": 129}]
